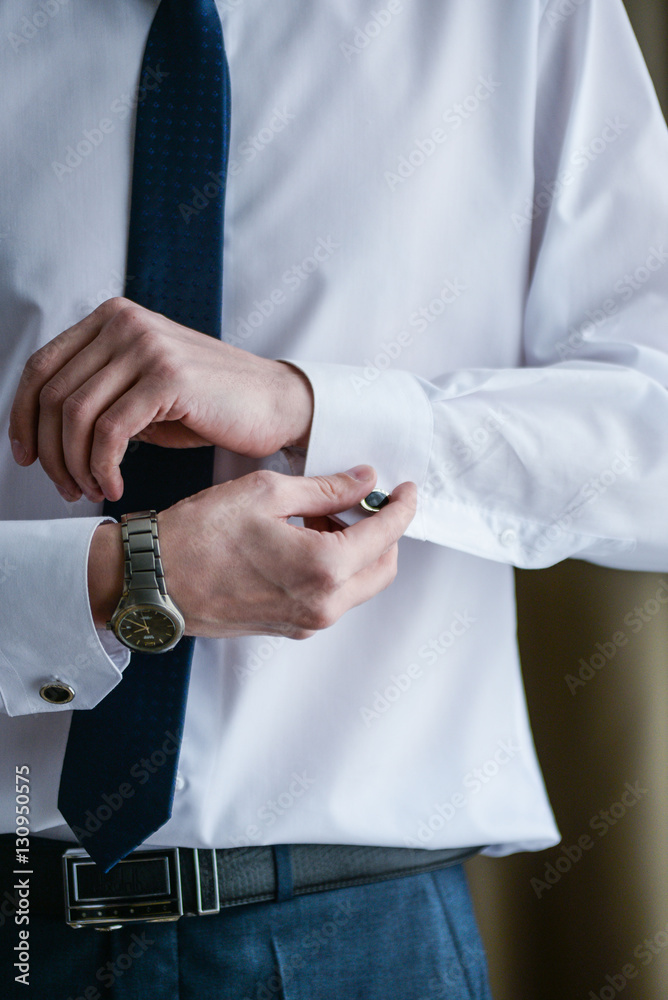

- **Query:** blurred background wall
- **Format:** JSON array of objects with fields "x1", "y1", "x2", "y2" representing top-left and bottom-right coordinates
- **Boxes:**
[{"x1": 464, "y1": 3, "x2": 668, "y2": 998}]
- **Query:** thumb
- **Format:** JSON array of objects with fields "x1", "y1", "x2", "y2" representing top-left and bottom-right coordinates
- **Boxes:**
[{"x1": 285, "y1": 465, "x2": 377, "y2": 518}]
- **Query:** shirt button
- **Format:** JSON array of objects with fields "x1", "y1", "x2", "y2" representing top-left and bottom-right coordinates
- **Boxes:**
[
  {"x1": 500, "y1": 529, "x2": 516, "y2": 547},
  {"x1": 39, "y1": 682, "x2": 75, "y2": 705},
  {"x1": 174, "y1": 772, "x2": 186, "y2": 792}
]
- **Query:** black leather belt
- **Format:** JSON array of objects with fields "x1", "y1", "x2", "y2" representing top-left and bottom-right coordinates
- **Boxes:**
[{"x1": 0, "y1": 837, "x2": 482, "y2": 931}]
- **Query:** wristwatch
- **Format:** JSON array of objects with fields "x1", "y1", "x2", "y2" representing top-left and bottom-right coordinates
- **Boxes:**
[{"x1": 107, "y1": 510, "x2": 185, "y2": 654}]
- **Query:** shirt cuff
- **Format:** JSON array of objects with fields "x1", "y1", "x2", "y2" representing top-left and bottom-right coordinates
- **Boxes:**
[
  {"x1": 282, "y1": 359, "x2": 432, "y2": 537},
  {"x1": 0, "y1": 517, "x2": 130, "y2": 717}
]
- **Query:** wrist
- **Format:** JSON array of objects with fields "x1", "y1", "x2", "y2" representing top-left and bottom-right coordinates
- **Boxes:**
[
  {"x1": 277, "y1": 362, "x2": 313, "y2": 449},
  {"x1": 88, "y1": 521, "x2": 124, "y2": 627}
]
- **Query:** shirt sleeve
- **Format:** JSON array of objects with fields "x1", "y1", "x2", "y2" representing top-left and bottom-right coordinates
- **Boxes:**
[
  {"x1": 0, "y1": 517, "x2": 130, "y2": 717},
  {"x1": 284, "y1": 0, "x2": 668, "y2": 574}
]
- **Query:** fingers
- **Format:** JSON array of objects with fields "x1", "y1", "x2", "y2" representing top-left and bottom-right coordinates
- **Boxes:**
[
  {"x1": 308, "y1": 480, "x2": 417, "y2": 585},
  {"x1": 157, "y1": 470, "x2": 417, "y2": 641},
  {"x1": 279, "y1": 522, "x2": 405, "y2": 636},
  {"x1": 271, "y1": 477, "x2": 416, "y2": 633},
  {"x1": 284, "y1": 543, "x2": 400, "y2": 637},
  {"x1": 302, "y1": 515, "x2": 341, "y2": 533},
  {"x1": 336, "y1": 481, "x2": 417, "y2": 576},
  {"x1": 60, "y1": 366, "x2": 144, "y2": 501},
  {"x1": 87, "y1": 380, "x2": 177, "y2": 502},
  {"x1": 9, "y1": 298, "x2": 188, "y2": 502},
  {"x1": 274, "y1": 465, "x2": 378, "y2": 518},
  {"x1": 249, "y1": 468, "x2": 416, "y2": 582},
  {"x1": 329, "y1": 542, "x2": 400, "y2": 613},
  {"x1": 37, "y1": 353, "x2": 135, "y2": 502},
  {"x1": 274, "y1": 470, "x2": 416, "y2": 554},
  {"x1": 8, "y1": 299, "x2": 126, "y2": 466}
]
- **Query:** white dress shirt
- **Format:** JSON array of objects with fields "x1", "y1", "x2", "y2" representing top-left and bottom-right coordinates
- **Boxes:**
[{"x1": 1, "y1": 0, "x2": 667, "y2": 858}]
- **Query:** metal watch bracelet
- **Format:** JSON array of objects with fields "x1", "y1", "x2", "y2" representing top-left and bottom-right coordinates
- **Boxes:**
[
  {"x1": 106, "y1": 510, "x2": 186, "y2": 653},
  {"x1": 121, "y1": 511, "x2": 169, "y2": 599}
]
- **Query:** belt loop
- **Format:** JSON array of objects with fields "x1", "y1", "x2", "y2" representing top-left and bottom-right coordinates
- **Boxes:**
[{"x1": 272, "y1": 844, "x2": 293, "y2": 902}]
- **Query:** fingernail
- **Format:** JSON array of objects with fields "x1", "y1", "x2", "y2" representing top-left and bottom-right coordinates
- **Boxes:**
[
  {"x1": 57, "y1": 486, "x2": 77, "y2": 502},
  {"x1": 345, "y1": 465, "x2": 372, "y2": 481},
  {"x1": 11, "y1": 440, "x2": 26, "y2": 464}
]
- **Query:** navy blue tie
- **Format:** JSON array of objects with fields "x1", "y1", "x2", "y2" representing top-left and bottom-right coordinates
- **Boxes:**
[{"x1": 58, "y1": 0, "x2": 231, "y2": 872}]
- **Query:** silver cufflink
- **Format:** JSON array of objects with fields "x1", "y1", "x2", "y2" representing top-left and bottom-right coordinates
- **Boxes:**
[{"x1": 39, "y1": 682, "x2": 75, "y2": 705}]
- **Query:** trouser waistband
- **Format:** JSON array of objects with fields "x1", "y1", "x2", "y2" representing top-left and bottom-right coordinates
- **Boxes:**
[{"x1": 0, "y1": 836, "x2": 483, "y2": 930}]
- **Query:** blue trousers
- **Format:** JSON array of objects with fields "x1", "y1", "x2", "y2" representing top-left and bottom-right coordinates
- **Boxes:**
[{"x1": 2, "y1": 861, "x2": 492, "y2": 999}]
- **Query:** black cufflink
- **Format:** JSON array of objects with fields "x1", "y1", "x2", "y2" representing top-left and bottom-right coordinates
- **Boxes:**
[
  {"x1": 39, "y1": 682, "x2": 75, "y2": 704},
  {"x1": 359, "y1": 490, "x2": 390, "y2": 513}
]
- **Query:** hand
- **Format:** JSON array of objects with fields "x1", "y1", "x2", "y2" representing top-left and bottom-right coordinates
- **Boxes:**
[
  {"x1": 9, "y1": 297, "x2": 314, "y2": 503},
  {"x1": 88, "y1": 467, "x2": 417, "y2": 639}
]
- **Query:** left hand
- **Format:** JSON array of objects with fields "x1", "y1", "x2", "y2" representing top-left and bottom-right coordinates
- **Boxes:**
[
  {"x1": 8, "y1": 297, "x2": 314, "y2": 503},
  {"x1": 88, "y1": 467, "x2": 417, "y2": 638}
]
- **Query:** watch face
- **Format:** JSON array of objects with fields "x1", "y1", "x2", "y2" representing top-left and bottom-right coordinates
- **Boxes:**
[{"x1": 117, "y1": 608, "x2": 179, "y2": 652}]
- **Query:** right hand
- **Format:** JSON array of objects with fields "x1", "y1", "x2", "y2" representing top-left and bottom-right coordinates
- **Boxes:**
[
  {"x1": 89, "y1": 465, "x2": 417, "y2": 640},
  {"x1": 9, "y1": 298, "x2": 315, "y2": 504}
]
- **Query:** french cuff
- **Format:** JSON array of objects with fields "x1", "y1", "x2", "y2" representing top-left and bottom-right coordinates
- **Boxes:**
[
  {"x1": 0, "y1": 517, "x2": 129, "y2": 717},
  {"x1": 419, "y1": 496, "x2": 637, "y2": 570},
  {"x1": 281, "y1": 359, "x2": 433, "y2": 538}
]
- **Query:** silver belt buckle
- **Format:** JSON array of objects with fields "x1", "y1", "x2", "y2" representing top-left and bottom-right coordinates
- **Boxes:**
[{"x1": 63, "y1": 847, "x2": 183, "y2": 930}]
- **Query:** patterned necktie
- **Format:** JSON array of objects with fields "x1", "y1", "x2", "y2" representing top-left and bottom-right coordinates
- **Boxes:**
[{"x1": 58, "y1": 0, "x2": 231, "y2": 872}]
